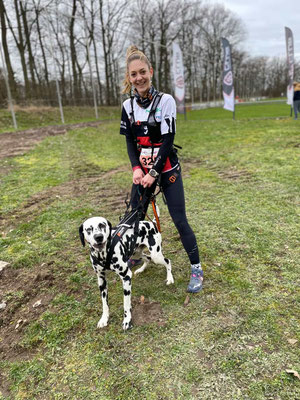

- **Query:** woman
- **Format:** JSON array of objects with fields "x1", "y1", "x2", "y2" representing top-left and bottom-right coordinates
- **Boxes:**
[
  {"x1": 293, "y1": 82, "x2": 300, "y2": 120},
  {"x1": 120, "y1": 45, "x2": 203, "y2": 293}
]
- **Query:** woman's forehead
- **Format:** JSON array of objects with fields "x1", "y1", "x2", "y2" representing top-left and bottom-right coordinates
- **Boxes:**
[{"x1": 128, "y1": 59, "x2": 149, "y2": 72}]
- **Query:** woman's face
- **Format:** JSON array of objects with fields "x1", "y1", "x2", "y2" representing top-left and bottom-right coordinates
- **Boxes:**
[{"x1": 128, "y1": 59, "x2": 153, "y2": 97}]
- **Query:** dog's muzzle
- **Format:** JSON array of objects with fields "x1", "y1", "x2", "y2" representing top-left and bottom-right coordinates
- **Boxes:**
[
  {"x1": 94, "y1": 233, "x2": 104, "y2": 243},
  {"x1": 93, "y1": 234, "x2": 105, "y2": 250}
]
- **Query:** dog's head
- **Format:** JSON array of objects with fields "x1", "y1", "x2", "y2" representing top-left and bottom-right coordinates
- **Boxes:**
[{"x1": 79, "y1": 217, "x2": 112, "y2": 251}]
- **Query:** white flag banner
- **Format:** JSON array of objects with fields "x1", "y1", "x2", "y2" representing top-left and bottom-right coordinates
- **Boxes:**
[
  {"x1": 285, "y1": 27, "x2": 294, "y2": 105},
  {"x1": 221, "y1": 38, "x2": 235, "y2": 112},
  {"x1": 172, "y1": 42, "x2": 185, "y2": 114}
]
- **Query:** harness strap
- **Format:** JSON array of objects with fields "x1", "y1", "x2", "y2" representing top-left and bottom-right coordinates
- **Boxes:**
[
  {"x1": 130, "y1": 92, "x2": 164, "y2": 126},
  {"x1": 151, "y1": 198, "x2": 161, "y2": 233},
  {"x1": 105, "y1": 207, "x2": 142, "y2": 268},
  {"x1": 130, "y1": 96, "x2": 135, "y2": 124},
  {"x1": 147, "y1": 92, "x2": 163, "y2": 123}
]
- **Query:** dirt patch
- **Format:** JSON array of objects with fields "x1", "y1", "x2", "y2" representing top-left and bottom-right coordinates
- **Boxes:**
[
  {"x1": 0, "y1": 166, "x2": 128, "y2": 233},
  {"x1": 217, "y1": 167, "x2": 252, "y2": 181},
  {"x1": 132, "y1": 296, "x2": 166, "y2": 326},
  {"x1": 0, "y1": 268, "x2": 53, "y2": 398},
  {"x1": 183, "y1": 158, "x2": 253, "y2": 182},
  {"x1": 0, "y1": 263, "x2": 57, "y2": 362},
  {"x1": 0, "y1": 120, "x2": 104, "y2": 160}
]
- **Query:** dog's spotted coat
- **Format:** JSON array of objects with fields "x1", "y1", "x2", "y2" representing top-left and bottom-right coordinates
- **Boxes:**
[{"x1": 79, "y1": 217, "x2": 174, "y2": 330}]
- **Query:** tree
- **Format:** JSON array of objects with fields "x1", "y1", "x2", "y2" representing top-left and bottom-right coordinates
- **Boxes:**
[
  {"x1": 0, "y1": 0, "x2": 17, "y2": 97},
  {"x1": 98, "y1": 0, "x2": 127, "y2": 105}
]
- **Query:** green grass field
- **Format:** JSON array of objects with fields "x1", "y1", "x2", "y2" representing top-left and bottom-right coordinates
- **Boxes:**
[
  {"x1": 0, "y1": 105, "x2": 120, "y2": 133},
  {"x1": 0, "y1": 100, "x2": 292, "y2": 133},
  {"x1": 0, "y1": 102, "x2": 299, "y2": 399}
]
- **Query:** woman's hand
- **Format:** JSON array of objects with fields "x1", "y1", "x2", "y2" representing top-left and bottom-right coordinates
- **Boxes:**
[
  {"x1": 133, "y1": 168, "x2": 144, "y2": 185},
  {"x1": 141, "y1": 173, "x2": 156, "y2": 188}
]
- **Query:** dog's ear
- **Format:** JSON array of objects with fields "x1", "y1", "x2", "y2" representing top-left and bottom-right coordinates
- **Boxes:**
[
  {"x1": 106, "y1": 220, "x2": 112, "y2": 242},
  {"x1": 79, "y1": 224, "x2": 85, "y2": 247}
]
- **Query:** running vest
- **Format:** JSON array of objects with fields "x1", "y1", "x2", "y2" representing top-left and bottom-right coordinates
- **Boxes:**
[
  {"x1": 130, "y1": 92, "x2": 163, "y2": 144},
  {"x1": 129, "y1": 93, "x2": 177, "y2": 172}
]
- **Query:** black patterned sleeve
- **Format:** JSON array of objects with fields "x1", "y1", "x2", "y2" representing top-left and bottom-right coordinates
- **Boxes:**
[{"x1": 120, "y1": 106, "x2": 131, "y2": 136}]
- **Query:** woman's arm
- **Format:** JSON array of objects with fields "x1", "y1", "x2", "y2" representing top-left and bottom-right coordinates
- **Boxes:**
[{"x1": 151, "y1": 95, "x2": 176, "y2": 174}]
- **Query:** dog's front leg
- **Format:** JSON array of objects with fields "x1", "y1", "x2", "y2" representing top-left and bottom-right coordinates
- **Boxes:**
[
  {"x1": 97, "y1": 272, "x2": 109, "y2": 328},
  {"x1": 117, "y1": 265, "x2": 133, "y2": 331}
]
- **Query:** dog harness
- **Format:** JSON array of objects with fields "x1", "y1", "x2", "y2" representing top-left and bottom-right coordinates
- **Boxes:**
[{"x1": 104, "y1": 206, "x2": 142, "y2": 268}]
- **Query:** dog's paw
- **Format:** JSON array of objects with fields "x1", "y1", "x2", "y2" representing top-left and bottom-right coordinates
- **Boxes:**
[
  {"x1": 166, "y1": 275, "x2": 174, "y2": 285},
  {"x1": 122, "y1": 319, "x2": 133, "y2": 331},
  {"x1": 97, "y1": 317, "x2": 109, "y2": 329},
  {"x1": 134, "y1": 265, "x2": 146, "y2": 275}
]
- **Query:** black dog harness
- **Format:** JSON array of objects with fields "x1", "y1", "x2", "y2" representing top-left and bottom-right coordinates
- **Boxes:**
[{"x1": 104, "y1": 205, "x2": 142, "y2": 268}]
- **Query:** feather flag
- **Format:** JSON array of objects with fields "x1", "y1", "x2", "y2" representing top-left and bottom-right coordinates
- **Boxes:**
[
  {"x1": 285, "y1": 27, "x2": 294, "y2": 105},
  {"x1": 172, "y1": 42, "x2": 185, "y2": 114},
  {"x1": 221, "y1": 38, "x2": 235, "y2": 112}
]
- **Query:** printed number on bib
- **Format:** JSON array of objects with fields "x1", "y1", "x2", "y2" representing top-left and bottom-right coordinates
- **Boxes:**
[{"x1": 140, "y1": 148, "x2": 159, "y2": 169}]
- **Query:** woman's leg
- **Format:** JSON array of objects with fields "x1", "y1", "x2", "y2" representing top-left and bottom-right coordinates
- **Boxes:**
[
  {"x1": 297, "y1": 100, "x2": 300, "y2": 118},
  {"x1": 162, "y1": 171, "x2": 203, "y2": 292},
  {"x1": 293, "y1": 101, "x2": 298, "y2": 119}
]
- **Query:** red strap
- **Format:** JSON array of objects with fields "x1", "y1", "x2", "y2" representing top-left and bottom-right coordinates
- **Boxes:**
[{"x1": 151, "y1": 199, "x2": 161, "y2": 233}]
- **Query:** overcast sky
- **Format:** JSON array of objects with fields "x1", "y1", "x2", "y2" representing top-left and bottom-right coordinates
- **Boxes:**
[{"x1": 220, "y1": 0, "x2": 300, "y2": 60}]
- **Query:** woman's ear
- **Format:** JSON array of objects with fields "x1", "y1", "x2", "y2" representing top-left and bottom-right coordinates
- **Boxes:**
[{"x1": 150, "y1": 67, "x2": 154, "y2": 79}]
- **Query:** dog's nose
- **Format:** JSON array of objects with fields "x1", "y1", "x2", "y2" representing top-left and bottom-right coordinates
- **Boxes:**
[{"x1": 94, "y1": 233, "x2": 104, "y2": 243}]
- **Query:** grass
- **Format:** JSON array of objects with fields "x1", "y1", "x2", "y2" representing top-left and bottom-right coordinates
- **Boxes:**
[
  {"x1": 0, "y1": 105, "x2": 120, "y2": 133},
  {"x1": 0, "y1": 100, "x2": 292, "y2": 133},
  {"x1": 0, "y1": 102, "x2": 299, "y2": 399}
]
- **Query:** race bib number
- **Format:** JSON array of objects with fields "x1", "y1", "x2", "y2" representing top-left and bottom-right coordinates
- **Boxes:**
[{"x1": 139, "y1": 148, "x2": 159, "y2": 169}]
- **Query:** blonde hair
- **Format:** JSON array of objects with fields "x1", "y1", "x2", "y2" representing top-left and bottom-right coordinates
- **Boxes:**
[{"x1": 122, "y1": 45, "x2": 152, "y2": 94}]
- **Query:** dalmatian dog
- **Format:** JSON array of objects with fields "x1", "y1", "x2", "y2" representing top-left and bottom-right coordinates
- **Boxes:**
[{"x1": 79, "y1": 216, "x2": 174, "y2": 330}]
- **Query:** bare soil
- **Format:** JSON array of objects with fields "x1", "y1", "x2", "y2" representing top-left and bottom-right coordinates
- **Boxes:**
[{"x1": 0, "y1": 121, "x2": 103, "y2": 160}]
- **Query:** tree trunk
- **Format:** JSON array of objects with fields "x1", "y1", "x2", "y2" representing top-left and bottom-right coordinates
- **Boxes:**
[
  {"x1": 20, "y1": 1, "x2": 37, "y2": 97},
  {"x1": 12, "y1": 0, "x2": 30, "y2": 98},
  {"x1": 34, "y1": 3, "x2": 50, "y2": 95},
  {"x1": 0, "y1": 0, "x2": 17, "y2": 97},
  {"x1": 99, "y1": 0, "x2": 110, "y2": 105},
  {"x1": 69, "y1": 0, "x2": 80, "y2": 103}
]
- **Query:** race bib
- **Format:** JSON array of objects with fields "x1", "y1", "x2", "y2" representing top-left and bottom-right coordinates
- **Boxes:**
[{"x1": 139, "y1": 148, "x2": 159, "y2": 169}]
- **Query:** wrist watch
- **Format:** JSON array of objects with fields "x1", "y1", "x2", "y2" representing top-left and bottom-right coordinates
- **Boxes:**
[{"x1": 149, "y1": 169, "x2": 159, "y2": 178}]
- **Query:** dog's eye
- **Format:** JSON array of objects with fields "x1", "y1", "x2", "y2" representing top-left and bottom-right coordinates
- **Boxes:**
[
  {"x1": 98, "y1": 223, "x2": 106, "y2": 229},
  {"x1": 86, "y1": 229, "x2": 92, "y2": 235}
]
